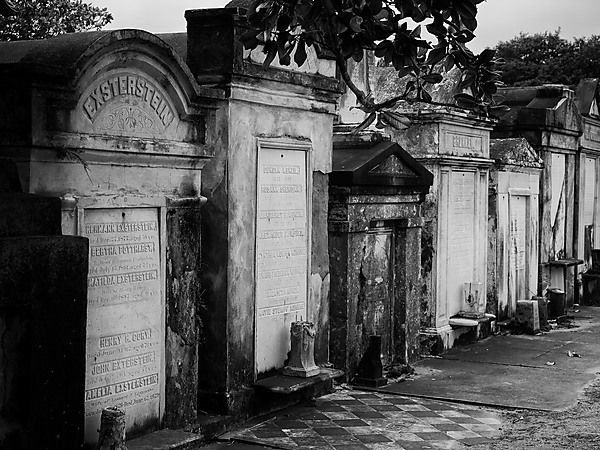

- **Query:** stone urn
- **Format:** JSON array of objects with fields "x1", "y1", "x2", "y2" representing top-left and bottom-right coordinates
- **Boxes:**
[{"x1": 283, "y1": 321, "x2": 320, "y2": 378}]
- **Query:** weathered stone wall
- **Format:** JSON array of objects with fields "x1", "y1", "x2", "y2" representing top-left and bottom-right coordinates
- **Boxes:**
[
  {"x1": 188, "y1": 7, "x2": 339, "y2": 420},
  {"x1": 165, "y1": 199, "x2": 204, "y2": 428},
  {"x1": 311, "y1": 171, "x2": 331, "y2": 364}
]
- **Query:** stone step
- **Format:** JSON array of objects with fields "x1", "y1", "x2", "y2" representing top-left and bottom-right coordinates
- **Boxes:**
[
  {"x1": 0, "y1": 193, "x2": 62, "y2": 237},
  {"x1": 127, "y1": 429, "x2": 204, "y2": 450},
  {"x1": 126, "y1": 415, "x2": 232, "y2": 450}
]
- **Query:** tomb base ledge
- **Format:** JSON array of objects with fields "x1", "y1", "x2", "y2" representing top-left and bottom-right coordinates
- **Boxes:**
[
  {"x1": 420, "y1": 319, "x2": 492, "y2": 355},
  {"x1": 196, "y1": 368, "x2": 343, "y2": 429}
]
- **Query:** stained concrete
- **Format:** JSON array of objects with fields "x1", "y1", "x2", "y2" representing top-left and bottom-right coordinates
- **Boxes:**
[{"x1": 376, "y1": 306, "x2": 600, "y2": 412}]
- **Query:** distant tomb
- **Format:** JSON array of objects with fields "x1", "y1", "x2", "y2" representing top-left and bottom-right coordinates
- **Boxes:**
[
  {"x1": 488, "y1": 138, "x2": 542, "y2": 319},
  {"x1": 387, "y1": 110, "x2": 494, "y2": 353}
]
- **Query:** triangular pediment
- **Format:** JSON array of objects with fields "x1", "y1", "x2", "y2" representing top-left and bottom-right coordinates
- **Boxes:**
[
  {"x1": 331, "y1": 140, "x2": 433, "y2": 187},
  {"x1": 369, "y1": 154, "x2": 417, "y2": 177}
]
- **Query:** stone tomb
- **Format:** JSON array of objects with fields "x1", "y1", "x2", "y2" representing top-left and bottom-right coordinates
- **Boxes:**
[
  {"x1": 0, "y1": 159, "x2": 88, "y2": 449},
  {"x1": 493, "y1": 86, "x2": 581, "y2": 302},
  {"x1": 576, "y1": 79, "x2": 600, "y2": 305},
  {"x1": 188, "y1": 7, "x2": 340, "y2": 418},
  {"x1": 0, "y1": 30, "x2": 217, "y2": 445},
  {"x1": 488, "y1": 138, "x2": 542, "y2": 319},
  {"x1": 576, "y1": 79, "x2": 600, "y2": 269},
  {"x1": 328, "y1": 131, "x2": 432, "y2": 379},
  {"x1": 388, "y1": 110, "x2": 494, "y2": 353}
]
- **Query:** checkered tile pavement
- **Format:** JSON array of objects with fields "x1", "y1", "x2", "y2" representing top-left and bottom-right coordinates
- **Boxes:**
[{"x1": 223, "y1": 390, "x2": 503, "y2": 449}]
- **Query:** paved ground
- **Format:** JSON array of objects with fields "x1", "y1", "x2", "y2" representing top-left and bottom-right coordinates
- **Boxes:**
[
  {"x1": 381, "y1": 306, "x2": 600, "y2": 411},
  {"x1": 219, "y1": 390, "x2": 502, "y2": 449},
  {"x1": 200, "y1": 306, "x2": 600, "y2": 449}
]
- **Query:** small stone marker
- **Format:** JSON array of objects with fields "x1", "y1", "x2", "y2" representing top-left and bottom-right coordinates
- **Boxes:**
[
  {"x1": 354, "y1": 335, "x2": 388, "y2": 388},
  {"x1": 532, "y1": 296, "x2": 549, "y2": 328},
  {"x1": 516, "y1": 300, "x2": 540, "y2": 334},
  {"x1": 283, "y1": 322, "x2": 320, "y2": 378},
  {"x1": 96, "y1": 406, "x2": 127, "y2": 450}
]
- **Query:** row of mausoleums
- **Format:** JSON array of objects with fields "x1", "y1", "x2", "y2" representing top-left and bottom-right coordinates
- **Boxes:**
[
  {"x1": 370, "y1": 79, "x2": 600, "y2": 354},
  {"x1": 0, "y1": 7, "x2": 345, "y2": 448},
  {"x1": 1, "y1": 5, "x2": 600, "y2": 449},
  {"x1": 344, "y1": 58, "x2": 600, "y2": 354}
]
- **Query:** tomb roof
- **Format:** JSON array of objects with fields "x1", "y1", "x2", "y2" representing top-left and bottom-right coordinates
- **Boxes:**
[
  {"x1": 575, "y1": 78, "x2": 600, "y2": 118},
  {"x1": 495, "y1": 85, "x2": 582, "y2": 133},
  {"x1": 226, "y1": 0, "x2": 254, "y2": 7},
  {"x1": 331, "y1": 134, "x2": 433, "y2": 188},
  {"x1": 490, "y1": 138, "x2": 542, "y2": 168},
  {"x1": 0, "y1": 29, "x2": 197, "y2": 86}
]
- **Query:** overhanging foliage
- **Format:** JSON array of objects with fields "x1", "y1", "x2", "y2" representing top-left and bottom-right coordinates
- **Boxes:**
[
  {"x1": 241, "y1": 0, "x2": 507, "y2": 125},
  {"x1": 0, "y1": 0, "x2": 112, "y2": 41}
]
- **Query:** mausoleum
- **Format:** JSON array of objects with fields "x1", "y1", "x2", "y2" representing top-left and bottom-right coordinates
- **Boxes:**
[
  {"x1": 389, "y1": 109, "x2": 495, "y2": 353},
  {"x1": 493, "y1": 85, "x2": 584, "y2": 307},
  {"x1": 488, "y1": 138, "x2": 543, "y2": 319},
  {"x1": 0, "y1": 29, "x2": 219, "y2": 445},
  {"x1": 185, "y1": 7, "x2": 342, "y2": 420},
  {"x1": 328, "y1": 130, "x2": 433, "y2": 379}
]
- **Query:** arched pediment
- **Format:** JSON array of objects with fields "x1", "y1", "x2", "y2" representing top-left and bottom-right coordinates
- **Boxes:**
[{"x1": 0, "y1": 29, "x2": 217, "y2": 153}]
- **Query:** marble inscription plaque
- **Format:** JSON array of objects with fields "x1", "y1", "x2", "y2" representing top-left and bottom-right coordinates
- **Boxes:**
[
  {"x1": 83, "y1": 208, "x2": 162, "y2": 444},
  {"x1": 550, "y1": 153, "x2": 565, "y2": 227},
  {"x1": 255, "y1": 147, "x2": 308, "y2": 374},
  {"x1": 444, "y1": 131, "x2": 483, "y2": 156},
  {"x1": 584, "y1": 159, "x2": 596, "y2": 225},
  {"x1": 509, "y1": 195, "x2": 527, "y2": 301},
  {"x1": 510, "y1": 196, "x2": 527, "y2": 271},
  {"x1": 447, "y1": 172, "x2": 475, "y2": 314}
]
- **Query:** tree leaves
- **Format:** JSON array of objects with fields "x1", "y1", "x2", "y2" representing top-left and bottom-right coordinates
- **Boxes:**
[
  {"x1": 496, "y1": 30, "x2": 600, "y2": 87},
  {"x1": 352, "y1": 111, "x2": 377, "y2": 134},
  {"x1": 294, "y1": 37, "x2": 308, "y2": 66},
  {"x1": 0, "y1": 0, "x2": 112, "y2": 41},
  {"x1": 243, "y1": 0, "x2": 503, "y2": 118}
]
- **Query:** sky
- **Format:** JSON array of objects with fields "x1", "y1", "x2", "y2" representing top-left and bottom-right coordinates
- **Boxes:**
[{"x1": 91, "y1": 0, "x2": 600, "y2": 52}]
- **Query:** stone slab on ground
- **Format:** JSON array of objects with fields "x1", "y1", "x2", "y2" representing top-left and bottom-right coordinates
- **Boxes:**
[
  {"x1": 441, "y1": 336, "x2": 561, "y2": 366},
  {"x1": 127, "y1": 429, "x2": 203, "y2": 450},
  {"x1": 379, "y1": 358, "x2": 595, "y2": 411}
]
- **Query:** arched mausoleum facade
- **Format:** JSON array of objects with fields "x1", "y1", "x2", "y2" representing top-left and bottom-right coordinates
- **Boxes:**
[{"x1": 0, "y1": 29, "x2": 219, "y2": 446}]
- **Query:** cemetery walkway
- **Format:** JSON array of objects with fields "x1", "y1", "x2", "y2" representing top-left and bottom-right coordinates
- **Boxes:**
[
  {"x1": 211, "y1": 389, "x2": 503, "y2": 449},
  {"x1": 198, "y1": 306, "x2": 600, "y2": 450},
  {"x1": 380, "y1": 305, "x2": 600, "y2": 412}
]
